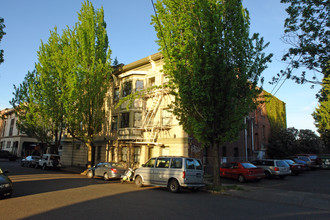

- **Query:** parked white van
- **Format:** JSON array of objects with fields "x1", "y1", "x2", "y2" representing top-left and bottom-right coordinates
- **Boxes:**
[{"x1": 133, "y1": 156, "x2": 205, "y2": 193}]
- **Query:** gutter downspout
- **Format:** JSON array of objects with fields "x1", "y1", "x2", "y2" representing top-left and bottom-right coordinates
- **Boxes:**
[{"x1": 244, "y1": 117, "x2": 248, "y2": 161}]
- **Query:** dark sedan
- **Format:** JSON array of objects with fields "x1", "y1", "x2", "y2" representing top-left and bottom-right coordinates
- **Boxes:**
[
  {"x1": 87, "y1": 162, "x2": 126, "y2": 181},
  {"x1": 0, "y1": 168, "x2": 13, "y2": 199},
  {"x1": 21, "y1": 156, "x2": 41, "y2": 167},
  {"x1": 283, "y1": 159, "x2": 305, "y2": 175},
  {"x1": 0, "y1": 150, "x2": 18, "y2": 161}
]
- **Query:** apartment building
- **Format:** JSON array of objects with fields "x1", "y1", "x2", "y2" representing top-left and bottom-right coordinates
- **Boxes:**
[
  {"x1": 60, "y1": 52, "x2": 286, "y2": 170},
  {"x1": 0, "y1": 108, "x2": 40, "y2": 157}
]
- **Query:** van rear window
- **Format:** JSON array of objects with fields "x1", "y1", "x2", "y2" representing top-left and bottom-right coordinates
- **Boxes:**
[
  {"x1": 170, "y1": 158, "x2": 182, "y2": 169},
  {"x1": 194, "y1": 160, "x2": 202, "y2": 170},
  {"x1": 186, "y1": 159, "x2": 195, "y2": 169}
]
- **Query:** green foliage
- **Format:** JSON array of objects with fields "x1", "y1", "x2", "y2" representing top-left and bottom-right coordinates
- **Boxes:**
[
  {"x1": 11, "y1": 1, "x2": 112, "y2": 158},
  {"x1": 278, "y1": 0, "x2": 329, "y2": 85},
  {"x1": 152, "y1": 0, "x2": 272, "y2": 185},
  {"x1": 267, "y1": 127, "x2": 324, "y2": 158},
  {"x1": 11, "y1": 70, "x2": 54, "y2": 146},
  {"x1": 0, "y1": 17, "x2": 5, "y2": 65},
  {"x1": 64, "y1": 1, "x2": 112, "y2": 146},
  {"x1": 312, "y1": 71, "x2": 330, "y2": 149},
  {"x1": 263, "y1": 91, "x2": 287, "y2": 132},
  {"x1": 298, "y1": 129, "x2": 324, "y2": 153},
  {"x1": 152, "y1": 0, "x2": 272, "y2": 145}
]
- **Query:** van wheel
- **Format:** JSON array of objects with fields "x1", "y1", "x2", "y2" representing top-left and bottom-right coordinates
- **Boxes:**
[
  {"x1": 238, "y1": 175, "x2": 245, "y2": 183},
  {"x1": 135, "y1": 176, "x2": 143, "y2": 187},
  {"x1": 168, "y1": 179, "x2": 180, "y2": 193}
]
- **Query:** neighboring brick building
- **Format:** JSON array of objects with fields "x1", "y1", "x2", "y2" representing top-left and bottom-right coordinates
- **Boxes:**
[{"x1": 60, "y1": 53, "x2": 286, "y2": 172}]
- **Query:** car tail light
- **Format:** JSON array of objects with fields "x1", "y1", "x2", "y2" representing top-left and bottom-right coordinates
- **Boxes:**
[
  {"x1": 182, "y1": 171, "x2": 186, "y2": 179},
  {"x1": 274, "y1": 167, "x2": 279, "y2": 171},
  {"x1": 111, "y1": 168, "x2": 117, "y2": 173}
]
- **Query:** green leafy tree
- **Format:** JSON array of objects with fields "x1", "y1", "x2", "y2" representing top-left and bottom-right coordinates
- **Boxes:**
[
  {"x1": 278, "y1": 0, "x2": 329, "y2": 85},
  {"x1": 267, "y1": 127, "x2": 299, "y2": 158},
  {"x1": 11, "y1": 1, "x2": 112, "y2": 165},
  {"x1": 278, "y1": 0, "x2": 329, "y2": 154},
  {"x1": 64, "y1": 1, "x2": 112, "y2": 167},
  {"x1": 152, "y1": 0, "x2": 272, "y2": 186},
  {"x1": 297, "y1": 129, "x2": 324, "y2": 153},
  {"x1": 12, "y1": 28, "x2": 68, "y2": 153},
  {"x1": 11, "y1": 70, "x2": 54, "y2": 148},
  {"x1": 34, "y1": 28, "x2": 68, "y2": 152},
  {"x1": 312, "y1": 73, "x2": 330, "y2": 150},
  {"x1": 0, "y1": 17, "x2": 5, "y2": 65}
]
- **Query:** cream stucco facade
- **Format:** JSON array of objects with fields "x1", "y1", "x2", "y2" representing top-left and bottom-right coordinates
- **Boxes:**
[{"x1": 60, "y1": 53, "x2": 192, "y2": 168}]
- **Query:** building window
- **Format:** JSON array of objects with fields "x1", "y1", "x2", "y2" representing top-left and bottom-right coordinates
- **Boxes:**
[
  {"x1": 135, "y1": 80, "x2": 144, "y2": 91},
  {"x1": 75, "y1": 144, "x2": 80, "y2": 150},
  {"x1": 9, "y1": 119, "x2": 15, "y2": 136},
  {"x1": 134, "y1": 112, "x2": 142, "y2": 127},
  {"x1": 162, "y1": 109, "x2": 172, "y2": 126},
  {"x1": 6, "y1": 141, "x2": 11, "y2": 149},
  {"x1": 111, "y1": 116, "x2": 118, "y2": 131},
  {"x1": 113, "y1": 88, "x2": 119, "y2": 102},
  {"x1": 121, "y1": 146, "x2": 128, "y2": 162},
  {"x1": 97, "y1": 146, "x2": 101, "y2": 161},
  {"x1": 148, "y1": 77, "x2": 155, "y2": 87},
  {"x1": 120, "y1": 113, "x2": 130, "y2": 128},
  {"x1": 2, "y1": 121, "x2": 6, "y2": 136},
  {"x1": 122, "y1": 81, "x2": 132, "y2": 97},
  {"x1": 134, "y1": 147, "x2": 140, "y2": 163},
  {"x1": 110, "y1": 147, "x2": 115, "y2": 162}
]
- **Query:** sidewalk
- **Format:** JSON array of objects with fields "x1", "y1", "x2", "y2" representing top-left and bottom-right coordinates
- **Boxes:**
[{"x1": 221, "y1": 184, "x2": 330, "y2": 211}]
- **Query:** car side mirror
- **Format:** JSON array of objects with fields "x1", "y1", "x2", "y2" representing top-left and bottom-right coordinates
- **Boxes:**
[{"x1": 4, "y1": 170, "x2": 9, "y2": 174}]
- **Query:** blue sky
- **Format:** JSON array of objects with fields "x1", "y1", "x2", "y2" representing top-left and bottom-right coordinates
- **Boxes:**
[{"x1": 0, "y1": 0, "x2": 321, "y2": 133}]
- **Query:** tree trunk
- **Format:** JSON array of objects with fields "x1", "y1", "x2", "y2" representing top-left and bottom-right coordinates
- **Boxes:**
[
  {"x1": 212, "y1": 139, "x2": 221, "y2": 186},
  {"x1": 86, "y1": 141, "x2": 95, "y2": 168}
]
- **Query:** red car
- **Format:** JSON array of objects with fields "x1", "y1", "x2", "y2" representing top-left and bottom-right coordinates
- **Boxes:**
[{"x1": 220, "y1": 162, "x2": 265, "y2": 183}]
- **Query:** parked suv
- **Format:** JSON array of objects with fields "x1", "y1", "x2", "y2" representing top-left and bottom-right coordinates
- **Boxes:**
[
  {"x1": 251, "y1": 159, "x2": 291, "y2": 179},
  {"x1": 133, "y1": 156, "x2": 205, "y2": 193},
  {"x1": 36, "y1": 154, "x2": 61, "y2": 170}
]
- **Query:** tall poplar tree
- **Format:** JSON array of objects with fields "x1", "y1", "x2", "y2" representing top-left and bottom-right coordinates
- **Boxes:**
[
  {"x1": 12, "y1": 1, "x2": 112, "y2": 165},
  {"x1": 64, "y1": 1, "x2": 112, "y2": 167},
  {"x1": 152, "y1": 0, "x2": 272, "y2": 185}
]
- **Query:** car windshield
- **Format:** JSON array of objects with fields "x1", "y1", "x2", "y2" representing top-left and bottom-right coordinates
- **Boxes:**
[
  {"x1": 284, "y1": 160, "x2": 294, "y2": 165},
  {"x1": 241, "y1": 163, "x2": 257, "y2": 168}
]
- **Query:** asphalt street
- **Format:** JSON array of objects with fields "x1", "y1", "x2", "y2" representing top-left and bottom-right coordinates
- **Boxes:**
[{"x1": 1, "y1": 159, "x2": 330, "y2": 220}]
